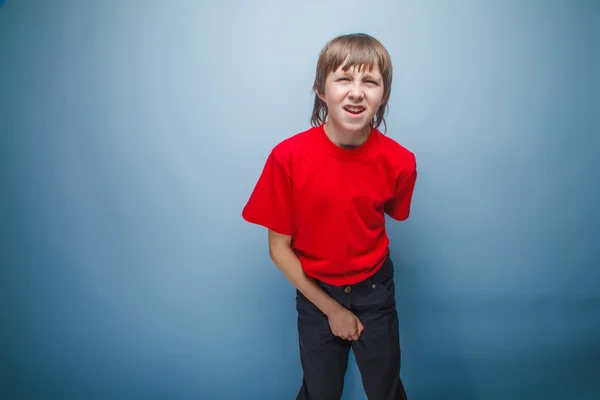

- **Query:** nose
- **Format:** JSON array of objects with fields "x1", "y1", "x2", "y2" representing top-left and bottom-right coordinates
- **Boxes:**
[{"x1": 349, "y1": 82, "x2": 364, "y2": 100}]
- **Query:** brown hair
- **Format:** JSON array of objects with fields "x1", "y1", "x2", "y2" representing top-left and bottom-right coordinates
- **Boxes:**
[{"x1": 311, "y1": 33, "x2": 393, "y2": 132}]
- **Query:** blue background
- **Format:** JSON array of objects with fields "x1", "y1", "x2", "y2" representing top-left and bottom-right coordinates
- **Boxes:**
[{"x1": 1, "y1": 0, "x2": 598, "y2": 399}]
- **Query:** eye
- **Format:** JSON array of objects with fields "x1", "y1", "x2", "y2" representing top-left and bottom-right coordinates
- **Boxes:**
[{"x1": 337, "y1": 78, "x2": 350, "y2": 82}]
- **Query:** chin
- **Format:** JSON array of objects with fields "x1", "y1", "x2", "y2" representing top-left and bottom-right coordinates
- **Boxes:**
[
  {"x1": 330, "y1": 118, "x2": 370, "y2": 133},
  {"x1": 343, "y1": 120, "x2": 371, "y2": 133}
]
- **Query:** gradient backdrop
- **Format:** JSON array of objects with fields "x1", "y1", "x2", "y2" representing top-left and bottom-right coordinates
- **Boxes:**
[{"x1": 1, "y1": 0, "x2": 599, "y2": 399}]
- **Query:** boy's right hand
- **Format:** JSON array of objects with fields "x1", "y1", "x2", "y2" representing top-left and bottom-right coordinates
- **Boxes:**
[
  {"x1": 266, "y1": 231, "x2": 364, "y2": 341},
  {"x1": 328, "y1": 307, "x2": 364, "y2": 341}
]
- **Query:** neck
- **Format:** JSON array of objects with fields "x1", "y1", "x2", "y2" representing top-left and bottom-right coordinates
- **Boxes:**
[{"x1": 323, "y1": 122, "x2": 371, "y2": 148}]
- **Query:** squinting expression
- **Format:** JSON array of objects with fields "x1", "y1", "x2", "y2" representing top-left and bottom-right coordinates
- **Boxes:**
[{"x1": 318, "y1": 64, "x2": 385, "y2": 136}]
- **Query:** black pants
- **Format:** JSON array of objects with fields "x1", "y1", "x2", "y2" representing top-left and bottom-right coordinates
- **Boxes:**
[{"x1": 295, "y1": 255, "x2": 407, "y2": 400}]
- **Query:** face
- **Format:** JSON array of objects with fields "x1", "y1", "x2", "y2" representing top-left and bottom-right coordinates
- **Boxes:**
[{"x1": 318, "y1": 63, "x2": 385, "y2": 137}]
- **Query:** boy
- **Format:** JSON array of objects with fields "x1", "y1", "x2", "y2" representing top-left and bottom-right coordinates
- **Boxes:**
[{"x1": 242, "y1": 33, "x2": 417, "y2": 400}]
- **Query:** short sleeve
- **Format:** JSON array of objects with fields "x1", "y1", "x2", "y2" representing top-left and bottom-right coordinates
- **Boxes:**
[
  {"x1": 385, "y1": 153, "x2": 417, "y2": 221},
  {"x1": 242, "y1": 150, "x2": 294, "y2": 236}
]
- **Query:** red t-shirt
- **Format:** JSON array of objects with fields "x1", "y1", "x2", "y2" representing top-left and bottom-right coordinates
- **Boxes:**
[{"x1": 242, "y1": 124, "x2": 417, "y2": 286}]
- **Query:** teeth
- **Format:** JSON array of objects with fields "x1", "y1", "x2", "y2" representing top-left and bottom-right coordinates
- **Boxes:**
[{"x1": 345, "y1": 106, "x2": 365, "y2": 112}]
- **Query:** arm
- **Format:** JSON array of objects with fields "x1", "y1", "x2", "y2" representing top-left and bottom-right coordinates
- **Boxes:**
[
  {"x1": 268, "y1": 229, "x2": 342, "y2": 317},
  {"x1": 385, "y1": 154, "x2": 417, "y2": 221},
  {"x1": 268, "y1": 230, "x2": 364, "y2": 340}
]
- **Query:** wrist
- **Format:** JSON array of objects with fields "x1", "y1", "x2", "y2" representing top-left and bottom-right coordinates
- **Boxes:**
[{"x1": 323, "y1": 301, "x2": 344, "y2": 318}]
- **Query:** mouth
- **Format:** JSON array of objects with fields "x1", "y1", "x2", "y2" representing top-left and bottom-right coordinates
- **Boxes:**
[{"x1": 343, "y1": 105, "x2": 366, "y2": 116}]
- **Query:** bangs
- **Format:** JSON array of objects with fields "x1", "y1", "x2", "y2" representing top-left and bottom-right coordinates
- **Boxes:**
[
  {"x1": 334, "y1": 44, "x2": 382, "y2": 74},
  {"x1": 315, "y1": 33, "x2": 391, "y2": 85}
]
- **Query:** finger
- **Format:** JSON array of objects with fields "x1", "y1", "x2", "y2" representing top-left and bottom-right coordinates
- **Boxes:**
[{"x1": 357, "y1": 321, "x2": 364, "y2": 336}]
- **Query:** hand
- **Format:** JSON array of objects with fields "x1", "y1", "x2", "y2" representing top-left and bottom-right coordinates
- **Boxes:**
[{"x1": 328, "y1": 307, "x2": 364, "y2": 341}]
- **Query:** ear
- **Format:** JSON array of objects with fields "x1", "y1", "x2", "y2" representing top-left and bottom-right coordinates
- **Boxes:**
[{"x1": 317, "y1": 90, "x2": 326, "y2": 103}]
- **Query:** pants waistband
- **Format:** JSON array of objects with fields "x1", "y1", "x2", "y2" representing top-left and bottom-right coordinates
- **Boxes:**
[{"x1": 317, "y1": 254, "x2": 393, "y2": 290}]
